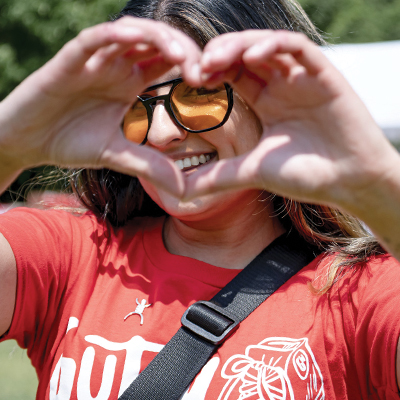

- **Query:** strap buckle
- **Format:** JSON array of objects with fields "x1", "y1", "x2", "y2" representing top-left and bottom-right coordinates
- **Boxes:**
[{"x1": 181, "y1": 301, "x2": 240, "y2": 345}]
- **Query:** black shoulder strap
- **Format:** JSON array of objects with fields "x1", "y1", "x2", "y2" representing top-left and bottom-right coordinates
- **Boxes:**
[{"x1": 119, "y1": 230, "x2": 318, "y2": 400}]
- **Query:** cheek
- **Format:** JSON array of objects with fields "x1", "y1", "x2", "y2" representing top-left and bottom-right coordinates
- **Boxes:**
[
  {"x1": 220, "y1": 101, "x2": 263, "y2": 155},
  {"x1": 237, "y1": 100, "x2": 263, "y2": 141}
]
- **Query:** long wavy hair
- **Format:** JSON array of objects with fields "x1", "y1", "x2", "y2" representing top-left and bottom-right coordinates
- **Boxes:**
[{"x1": 71, "y1": 0, "x2": 385, "y2": 293}]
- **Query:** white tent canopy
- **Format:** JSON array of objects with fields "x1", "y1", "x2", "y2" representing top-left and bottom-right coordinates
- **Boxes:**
[{"x1": 322, "y1": 40, "x2": 400, "y2": 142}]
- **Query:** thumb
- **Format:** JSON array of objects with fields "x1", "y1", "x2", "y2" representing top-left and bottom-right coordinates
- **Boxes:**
[
  {"x1": 101, "y1": 137, "x2": 185, "y2": 198},
  {"x1": 183, "y1": 152, "x2": 261, "y2": 200}
]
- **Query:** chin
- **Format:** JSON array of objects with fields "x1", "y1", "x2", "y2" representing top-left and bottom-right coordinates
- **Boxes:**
[
  {"x1": 152, "y1": 190, "x2": 222, "y2": 220},
  {"x1": 139, "y1": 177, "x2": 238, "y2": 221}
]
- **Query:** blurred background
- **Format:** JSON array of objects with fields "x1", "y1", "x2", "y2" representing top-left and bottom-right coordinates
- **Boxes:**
[{"x1": 1, "y1": 0, "x2": 400, "y2": 398}]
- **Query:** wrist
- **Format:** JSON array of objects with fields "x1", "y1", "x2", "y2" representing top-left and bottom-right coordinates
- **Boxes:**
[
  {"x1": 0, "y1": 141, "x2": 24, "y2": 196},
  {"x1": 340, "y1": 145, "x2": 400, "y2": 235},
  {"x1": 0, "y1": 99, "x2": 33, "y2": 173}
]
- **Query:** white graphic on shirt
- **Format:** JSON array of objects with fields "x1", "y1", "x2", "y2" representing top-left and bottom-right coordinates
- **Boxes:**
[
  {"x1": 218, "y1": 337, "x2": 324, "y2": 400},
  {"x1": 124, "y1": 298, "x2": 152, "y2": 325},
  {"x1": 50, "y1": 317, "x2": 219, "y2": 400},
  {"x1": 85, "y1": 334, "x2": 162, "y2": 396},
  {"x1": 50, "y1": 355, "x2": 76, "y2": 400},
  {"x1": 77, "y1": 347, "x2": 116, "y2": 399},
  {"x1": 66, "y1": 317, "x2": 79, "y2": 333}
]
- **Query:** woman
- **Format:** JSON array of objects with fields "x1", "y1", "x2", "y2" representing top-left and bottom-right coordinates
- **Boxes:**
[{"x1": 1, "y1": 0, "x2": 400, "y2": 399}]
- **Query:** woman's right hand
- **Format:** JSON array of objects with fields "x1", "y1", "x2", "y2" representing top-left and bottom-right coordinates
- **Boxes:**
[{"x1": 0, "y1": 17, "x2": 202, "y2": 196}]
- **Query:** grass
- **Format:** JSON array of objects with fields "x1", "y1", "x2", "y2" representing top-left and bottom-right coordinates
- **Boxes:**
[{"x1": 0, "y1": 340, "x2": 38, "y2": 399}]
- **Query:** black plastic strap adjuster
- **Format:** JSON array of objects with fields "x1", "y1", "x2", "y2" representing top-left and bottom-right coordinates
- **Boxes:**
[{"x1": 181, "y1": 301, "x2": 240, "y2": 345}]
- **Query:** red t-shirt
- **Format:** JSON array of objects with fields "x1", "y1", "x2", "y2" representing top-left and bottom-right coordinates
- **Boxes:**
[{"x1": 1, "y1": 207, "x2": 400, "y2": 400}]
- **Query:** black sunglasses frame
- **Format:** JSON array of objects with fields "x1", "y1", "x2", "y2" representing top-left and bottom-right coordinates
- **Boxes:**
[{"x1": 128, "y1": 77, "x2": 234, "y2": 145}]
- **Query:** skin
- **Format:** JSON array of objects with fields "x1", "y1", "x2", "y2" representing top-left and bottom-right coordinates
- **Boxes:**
[
  {"x1": 185, "y1": 30, "x2": 400, "y2": 259},
  {"x1": 1, "y1": 16, "x2": 400, "y2": 387},
  {"x1": 139, "y1": 68, "x2": 285, "y2": 268}
]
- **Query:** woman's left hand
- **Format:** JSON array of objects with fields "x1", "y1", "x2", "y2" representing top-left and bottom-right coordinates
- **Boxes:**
[{"x1": 184, "y1": 30, "x2": 400, "y2": 215}]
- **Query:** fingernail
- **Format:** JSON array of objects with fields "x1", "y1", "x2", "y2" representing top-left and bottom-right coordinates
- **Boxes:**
[
  {"x1": 135, "y1": 43, "x2": 151, "y2": 52},
  {"x1": 201, "y1": 72, "x2": 212, "y2": 82},
  {"x1": 246, "y1": 42, "x2": 273, "y2": 59},
  {"x1": 202, "y1": 52, "x2": 212, "y2": 67},
  {"x1": 191, "y1": 64, "x2": 201, "y2": 81},
  {"x1": 212, "y1": 47, "x2": 225, "y2": 60},
  {"x1": 169, "y1": 40, "x2": 185, "y2": 58}
]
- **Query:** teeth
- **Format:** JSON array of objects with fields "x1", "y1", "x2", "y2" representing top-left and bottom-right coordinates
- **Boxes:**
[
  {"x1": 191, "y1": 156, "x2": 199, "y2": 166},
  {"x1": 174, "y1": 153, "x2": 212, "y2": 170},
  {"x1": 175, "y1": 159, "x2": 184, "y2": 170}
]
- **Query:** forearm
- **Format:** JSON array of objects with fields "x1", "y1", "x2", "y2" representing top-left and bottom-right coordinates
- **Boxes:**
[
  {"x1": 0, "y1": 164, "x2": 21, "y2": 198},
  {"x1": 343, "y1": 151, "x2": 400, "y2": 261},
  {"x1": 0, "y1": 104, "x2": 24, "y2": 197}
]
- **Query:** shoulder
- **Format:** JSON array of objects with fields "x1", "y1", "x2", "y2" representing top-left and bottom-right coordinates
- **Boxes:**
[
  {"x1": 0, "y1": 207, "x2": 111, "y2": 259},
  {"x1": 349, "y1": 254, "x2": 400, "y2": 293},
  {"x1": 311, "y1": 252, "x2": 399, "y2": 290},
  {"x1": 0, "y1": 205, "x2": 109, "y2": 233}
]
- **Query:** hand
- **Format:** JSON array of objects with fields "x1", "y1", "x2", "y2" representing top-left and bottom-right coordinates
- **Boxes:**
[
  {"x1": 185, "y1": 30, "x2": 399, "y2": 213},
  {"x1": 0, "y1": 17, "x2": 202, "y2": 196}
]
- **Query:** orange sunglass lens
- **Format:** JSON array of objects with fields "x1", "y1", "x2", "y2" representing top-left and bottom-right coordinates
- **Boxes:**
[
  {"x1": 171, "y1": 83, "x2": 229, "y2": 131},
  {"x1": 123, "y1": 100, "x2": 148, "y2": 144}
]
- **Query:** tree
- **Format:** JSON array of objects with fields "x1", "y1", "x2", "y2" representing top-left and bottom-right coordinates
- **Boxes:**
[
  {"x1": 298, "y1": 0, "x2": 400, "y2": 43},
  {"x1": 0, "y1": 0, "x2": 122, "y2": 100}
]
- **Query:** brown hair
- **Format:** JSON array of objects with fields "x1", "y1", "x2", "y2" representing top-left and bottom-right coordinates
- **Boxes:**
[{"x1": 71, "y1": 0, "x2": 385, "y2": 292}]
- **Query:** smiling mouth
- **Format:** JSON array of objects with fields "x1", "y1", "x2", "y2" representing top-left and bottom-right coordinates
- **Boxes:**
[{"x1": 174, "y1": 153, "x2": 217, "y2": 172}]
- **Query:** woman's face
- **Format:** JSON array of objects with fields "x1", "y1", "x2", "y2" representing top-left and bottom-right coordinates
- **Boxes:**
[{"x1": 138, "y1": 69, "x2": 265, "y2": 223}]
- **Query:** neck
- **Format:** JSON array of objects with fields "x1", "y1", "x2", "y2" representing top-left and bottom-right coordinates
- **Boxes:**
[{"x1": 163, "y1": 193, "x2": 285, "y2": 269}]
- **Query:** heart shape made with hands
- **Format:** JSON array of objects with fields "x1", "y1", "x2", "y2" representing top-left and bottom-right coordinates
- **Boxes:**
[
  {"x1": 150, "y1": 28, "x2": 381, "y2": 208},
  {"x1": 3, "y1": 17, "x2": 373, "y2": 211},
  {"x1": 112, "y1": 27, "x2": 375, "y2": 209}
]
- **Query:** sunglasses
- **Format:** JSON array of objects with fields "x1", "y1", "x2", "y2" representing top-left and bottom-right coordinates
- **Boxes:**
[{"x1": 123, "y1": 77, "x2": 234, "y2": 145}]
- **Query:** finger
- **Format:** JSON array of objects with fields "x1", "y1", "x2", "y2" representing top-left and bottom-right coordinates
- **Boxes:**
[
  {"x1": 168, "y1": 29, "x2": 202, "y2": 86},
  {"x1": 201, "y1": 30, "x2": 331, "y2": 81},
  {"x1": 54, "y1": 17, "x2": 201, "y2": 81},
  {"x1": 222, "y1": 63, "x2": 268, "y2": 107},
  {"x1": 262, "y1": 54, "x2": 299, "y2": 77},
  {"x1": 117, "y1": 17, "x2": 202, "y2": 84},
  {"x1": 55, "y1": 22, "x2": 145, "y2": 74},
  {"x1": 243, "y1": 31, "x2": 331, "y2": 75},
  {"x1": 101, "y1": 135, "x2": 185, "y2": 197},
  {"x1": 116, "y1": 18, "x2": 187, "y2": 62},
  {"x1": 201, "y1": 30, "x2": 275, "y2": 73},
  {"x1": 94, "y1": 42, "x2": 159, "y2": 64},
  {"x1": 183, "y1": 152, "x2": 262, "y2": 199},
  {"x1": 123, "y1": 43, "x2": 159, "y2": 61}
]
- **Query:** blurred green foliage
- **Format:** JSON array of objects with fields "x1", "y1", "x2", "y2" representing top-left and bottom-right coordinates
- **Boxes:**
[
  {"x1": 1, "y1": 0, "x2": 400, "y2": 101},
  {"x1": 299, "y1": 0, "x2": 400, "y2": 43},
  {"x1": 0, "y1": 0, "x2": 123, "y2": 101}
]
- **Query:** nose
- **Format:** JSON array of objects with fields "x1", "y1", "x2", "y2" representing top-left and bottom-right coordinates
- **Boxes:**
[{"x1": 146, "y1": 101, "x2": 187, "y2": 148}]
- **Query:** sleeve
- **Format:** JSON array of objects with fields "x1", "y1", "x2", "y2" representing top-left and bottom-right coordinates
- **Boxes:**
[
  {"x1": 354, "y1": 255, "x2": 400, "y2": 399},
  {"x1": 0, "y1": 207, "x2": 98, "y2": 353}
]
